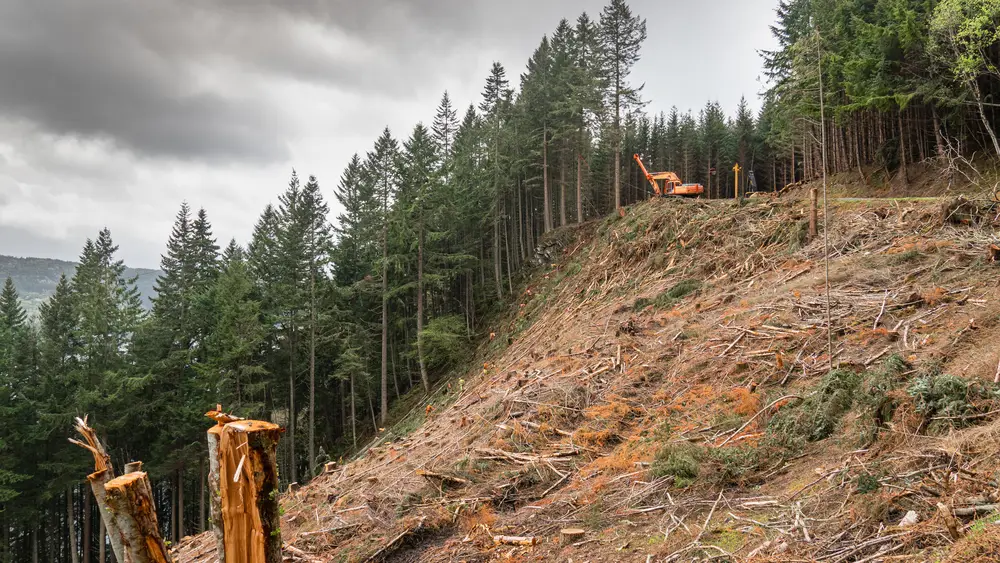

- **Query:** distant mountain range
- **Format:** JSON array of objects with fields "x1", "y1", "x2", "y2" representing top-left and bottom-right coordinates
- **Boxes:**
[{"x1": 0, "y1": 255, "x2": 161, "y2": 317}]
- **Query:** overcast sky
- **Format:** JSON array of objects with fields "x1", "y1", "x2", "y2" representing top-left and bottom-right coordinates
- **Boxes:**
[{"x1": 0, "y1": 0, "x2": 779, "y2": 268}]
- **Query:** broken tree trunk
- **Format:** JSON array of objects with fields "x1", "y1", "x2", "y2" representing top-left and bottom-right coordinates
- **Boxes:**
[
  {"x1": 218, "y1": 420, "x2": 284, "y2": 563},
  {"x1": 70, "y1": 418, "x2": 125, "y2": 563},
  {"x1": 104, "y1": 472, "x2": 173, "y2": 563},
  {"x1": 207, "y1": 424, "x2": 226, "y2": 561}
]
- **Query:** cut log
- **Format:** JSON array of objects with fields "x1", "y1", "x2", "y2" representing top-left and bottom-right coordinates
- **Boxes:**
[
  {"x1": 560, "y1": 528, "x2": 585, "y2": 545},
  {"x1": 323, "y1": 461, "x2": 338, "y2": 474},
  {"x1": 989, "y1": 244, "x2": 1000, "y2": 263},
  {"x1": 104, "y1": 471, "x2": 174, "y2": 563},
  {"x1": 207, "y1": 424, "x2": 225, "y2": 562},
  {"x1": 218, "y1": 420, "x2": 284, "y2": 563},
  {"x1": 493, "y1": 535, "x2": 538, "y2": 547}
]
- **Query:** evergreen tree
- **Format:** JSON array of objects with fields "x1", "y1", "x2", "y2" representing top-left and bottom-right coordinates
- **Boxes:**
[{"x1": 599, "y1": 0, "x2": 647, "y2": 211}]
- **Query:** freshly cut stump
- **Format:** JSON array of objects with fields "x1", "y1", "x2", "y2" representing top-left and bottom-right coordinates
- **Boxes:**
[
  {"x1": 219, "y1": 420, "x2": 283, "y2": 563},
  {"x1": 561, "y1": 528, "x2": 585, "y2": 545},
  {"x1": 86, "y1": 470, "x2": 126, "y2": 563},
  {"x1": 207, "y1": 424, "x2": 225, "y2": 561},
  {"x1": 104, "y1": 472, "x2": 173, "y2": 563}
]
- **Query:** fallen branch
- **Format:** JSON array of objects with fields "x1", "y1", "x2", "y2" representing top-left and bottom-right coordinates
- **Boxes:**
[{"x1": 416, "y1": 469, "x2": 470, "y2": 487}]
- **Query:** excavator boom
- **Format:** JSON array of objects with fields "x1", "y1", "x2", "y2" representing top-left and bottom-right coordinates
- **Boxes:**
[{"x1": 632, "y1": 154, "x2": 704, "y2": 198}]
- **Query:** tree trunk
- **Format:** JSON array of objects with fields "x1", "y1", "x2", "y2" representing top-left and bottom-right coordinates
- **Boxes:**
[
  {"x1": 288, "y1": 325, "x2": 297, "y2": 484},
  {"x1": 32, "y1": 525, "x2": 38, "y2": 563},
  {"x1": 898, "y1": 108, "x2": 909, "y2": 186},
  {"x1": 559, "y1": 153, "x2": 567, "y2": 227},
  {"x1": 67, "y1": 487, "x2": 80, "y2": 563},
  {"x1": 416, "y1": 219, "x2": 430, "y2": 394},
  {"x1": 83, "y1": 485, "x2": 91, "y2": 563},
  {"x1": 309, "y1": 266, "x2": 316, "y2": 477},
  {"x1": 207, "y1": 426, "x2": 225, "y2": 562},
  {"x1": 349, "y1": 371, "x2": 357, "y2": 448},
  {"x1": 380, "y1": 236, "x2": 389, "y2": 425},
  {"x1": 88, "y1": 472, "x2": 124, "y2": 563},
  {"x1": 542, "y1": 126, "x2": 552, "y2": 232},
  {"x1": 103, "y1": 472, "x2": 173, "y2": 563},
  {"x1": 198, "y1": 459, "x2": 205, "y2": 534},
  {"x1": 576, "y1": 153, "x2": 584, "y2": 223},
  {"x1": 218, "y1": 421, "x2": 283, "y2": 563},
  {"x1": 493, "y1": 211, "x2": 502, "y2": 300},
  {"x1": 98, "y1": 518, "x2": 105, "y2": 563},
  {"x1": 969, "y1": 79, "x2": 1000, "y2": 158},
  {"x1": 932, "y1": 106, "x2": 946, "y2": 161},
  {"x1": 178, "y1": 469, "x2": 185, "y2": 540},
  {"x1": 170, "y1": 475, "x2": 177, "y2": 544}
]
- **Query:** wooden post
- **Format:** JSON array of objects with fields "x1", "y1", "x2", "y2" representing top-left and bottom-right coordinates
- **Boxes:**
[
  {"x1": 103, "y1": 472, "x2": 173, "y2": 563},
  {"x1": 809, "y1": 188, "x2": 818, "y2": 238},
  {"x1": 218, "y1": 420, "x2": 283, "y2": 563},
  {"x1": 207, "y1": 424, "x2": 225, "y2": 561}
]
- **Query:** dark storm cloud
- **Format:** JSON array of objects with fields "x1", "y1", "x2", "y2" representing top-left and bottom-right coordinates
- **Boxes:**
[{"x1": 0, "y1": 0, "x2": 487, "y2": 163}]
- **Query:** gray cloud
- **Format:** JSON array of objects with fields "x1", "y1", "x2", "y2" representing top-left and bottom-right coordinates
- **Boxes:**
[{"x1": 0, "y1": 0, "x2": 779, "y2": 267}]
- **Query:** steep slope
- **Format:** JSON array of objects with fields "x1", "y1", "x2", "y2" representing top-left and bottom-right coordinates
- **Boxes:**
[{"x1": 176, "y1": 191, "x2": 1000, "y2": 562}]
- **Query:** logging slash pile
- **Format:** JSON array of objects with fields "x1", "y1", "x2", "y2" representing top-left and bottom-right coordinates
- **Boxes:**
[{"x1": 172, "y1": 189, "x2": 1000, "y2": 562}]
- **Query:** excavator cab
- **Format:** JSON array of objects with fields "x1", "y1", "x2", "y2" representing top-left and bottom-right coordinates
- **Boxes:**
[{"x1": 633, "y1": 154, "x2": 704, "y2": 198}]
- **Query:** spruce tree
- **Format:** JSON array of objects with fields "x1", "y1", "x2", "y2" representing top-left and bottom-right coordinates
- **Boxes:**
[
  {"x1": 366, "y1": 129, "x2": 400, "y2": 425},
  {"x1": 599, "y1": 0, "x2": 647, "y2": 211}
]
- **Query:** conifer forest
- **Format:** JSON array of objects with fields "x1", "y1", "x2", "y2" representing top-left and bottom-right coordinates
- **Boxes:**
[{"x1": 3, "y1": 0, "x2": 1000, "y2": 560}]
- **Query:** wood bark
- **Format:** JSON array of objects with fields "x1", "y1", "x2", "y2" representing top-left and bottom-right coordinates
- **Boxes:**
[
  {"x1": 67, "y1": 486, "x2": 80, "y2": 563},
  {"x1": 83, "y1": 484, "x2": 91, "y2": 563},
  {"x1": 309, "y1": 263, "x2": 316, "y2": 477},
  {"x1": 207, "y1": 426, "x2": 226, "y2": 562},
  {"x1": 87, "y1": 472, "x2": 124, "y2": 562},
  {"x1": 98, "y1": 518, "x2": 105, "y2": 563},
  {"x1": 576, "y1": 153, "x2": 584, "y2": 223},
  {"x1": 177, "y1": 467, "x2": 186, "y2": 543},
  {"x1": 103, "y1": 472, "x2": 173, "y2": 563},
  {"x1": 199, "y1": 460, "x2": 205, "y2": 533},
  {"x1": 897, "y1": 109, "x2": 909, "y2": 186},
  {"x1": 559, "y1": 153, "x2": 566, "y2": 227},
  {"x1": 218, "y1": 421, "x2": 283, "y2": 563},
  {"x1": 542, "y1": 126, "x2": 552, "y2": 232},
  {"x1": 809, "y1": 189, "x2": 818, "y2": 238},
  {"x1": 416, "y1": 220, "x2": 430, "y2": 394}
]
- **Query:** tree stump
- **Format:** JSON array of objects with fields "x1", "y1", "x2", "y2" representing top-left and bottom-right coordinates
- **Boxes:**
[
  {"x1": 560, "y1": 528, "x2": 585, "y2": 545},
  {"x1": 86, "y1": 470, "x2": 126, "y2": 563},
  {"x1": 218, "y1": 420, "x2": 283, "y2": 563},
  {"x1": 104, "y1": 472, "x2": 173, "y2": 563},
  {"x1": 207, "y1": 424, "x2": 226, "y2": 561}
]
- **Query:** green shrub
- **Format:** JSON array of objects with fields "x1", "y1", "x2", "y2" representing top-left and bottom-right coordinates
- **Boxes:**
[
  {"x1": 856, "y1": 355, "x2": 909, "y2": 444},
  {"x1": 651, "y1": 443, "x2": 703, "y2": 486},
  {"x1": 419, "y1": 315, "x2": 469, "y2": 374},
  {"x1": 769, "y1": 368, "x2": 862, "y2": 442},
  {"x1": 854, "y1": 472, "x2": 882, "y2": 494},
  {"x1": 633, "y1": 279, "x2": 702, "y2": 311},
  {"x1": 709, "y1": 446, "x2": 762, "y2": 486},
  {"x1": 908, "y1": 373, "x2": 971, "y2": 419}
]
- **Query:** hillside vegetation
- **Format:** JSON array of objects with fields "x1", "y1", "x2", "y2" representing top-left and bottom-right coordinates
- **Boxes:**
[
  {"x1": 0, "y1": 255, "x2": 159, "y2": 315},
  {"x1": 174, "y1": 186, "x2": 1000, "y2": 562}
]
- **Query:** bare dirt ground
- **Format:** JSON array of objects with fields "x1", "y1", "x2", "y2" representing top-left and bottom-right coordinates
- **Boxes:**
[{"x1": 175, "y1": 186, "x2": 1000, "y2": 562}]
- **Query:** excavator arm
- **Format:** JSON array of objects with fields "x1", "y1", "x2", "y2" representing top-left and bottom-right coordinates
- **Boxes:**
[{"x1": 633, "y1": 154, "x2": 662, "y2": 196}]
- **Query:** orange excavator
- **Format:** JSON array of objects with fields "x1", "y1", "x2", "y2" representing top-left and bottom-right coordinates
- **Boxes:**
[{"x1": 633, "y1": 154, "x2": 705, "y2": 197}]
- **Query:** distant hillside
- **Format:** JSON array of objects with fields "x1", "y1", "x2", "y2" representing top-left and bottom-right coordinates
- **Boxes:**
[{"x1": 0, "y1": 255, "x2": 160, "y2": 317}]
